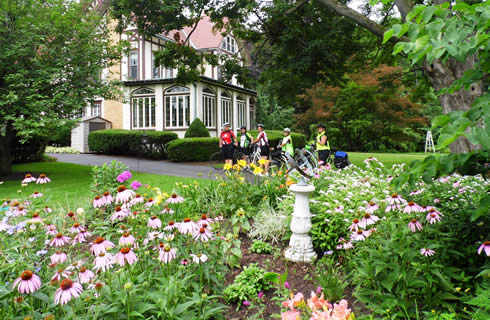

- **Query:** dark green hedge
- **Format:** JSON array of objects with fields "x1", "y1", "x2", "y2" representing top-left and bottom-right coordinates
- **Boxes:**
[
  {"x1": 88, "y1": 129, "x2": 178, "y2": 159},
  {"x1": 167, "y1": 137, "x2": 220, "y2": 162},
  {"x1": 185, "y1": 118, "x2": 210, "y2": 138},
  {"x1": 248, "y1": 130, "x2": 306, "y2": 150}
]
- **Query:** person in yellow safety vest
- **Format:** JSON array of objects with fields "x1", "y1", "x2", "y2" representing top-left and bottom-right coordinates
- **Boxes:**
[
  {"x1": 280, "y1": 128, "x2": 294, "y2": 155},
  {"x1": 316, "y1": 123, "x2": 330, "y2": 165}
]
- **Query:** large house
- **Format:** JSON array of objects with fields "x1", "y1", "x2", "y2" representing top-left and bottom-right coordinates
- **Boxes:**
[{"x1": 72, "y1": 1, "x2": 256, "y2": 152}]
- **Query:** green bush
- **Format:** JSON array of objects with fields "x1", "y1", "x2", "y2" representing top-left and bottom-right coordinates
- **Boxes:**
[
  {"x1": 185, "y1": 118, "x2": 210, "y2": 138},
  {"x1": 166, "y1": 137, "x2": 219, "y2": 161},
  {"x1": 224, "y1": 264, "x2": 274, "y2": 304},
  {"x1": 248, "y1": 130, "x2": 306, "y2": 150},
  {"x1": 11, "y1": 135, "x2": 46, "y2": 163},
  {"x1": 88, "y1": 129, "x2": 178, "y2": 159}
]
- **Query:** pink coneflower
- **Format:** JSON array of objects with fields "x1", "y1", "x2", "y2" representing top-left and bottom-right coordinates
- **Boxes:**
[
  {"x1": 93, "y1": 196, "x2": 104, "y2": 208},
  {"x1": 348, "y1": 219, "x2": 361, "y2": 232},
  {"x1": 178, "y1": 218, "x2": 198, "y2": 235},
  {"x1": 30, "y1": 213, "x2": 42, "y2": 222},
  {"x1": 45, "y1": 225, "x2": 57, "y2": 236},
  {"x1": 420, "y1": 248, "x2": 436, "y2": 256},
  {"x1": 334, "y1": 205, "x2": 344, "y2": 213},
  {"x1": 101, "y1": 192, "x2": 113, "y2": 205},
  {"x1": 15, "y1": 206, "x2": 27, "y2": 216},
  {"x1": 408, "y1": 219, "x2": 423, "y2": 232},
  {"x1": 386, "y1": 193, "x2": 406, "y2": 205},
  {"x1": 163, "y1": 234, "x2": 175, "y2": 242},
  {"x1": 50, "y1": 233, "x2": 71, "y2": 247},
  {"x1": 30, "y1": 191, "x2": 43, "y2": 198},
  {"x1": 77, "y1": 267, "x2": 95, "y2": 284},
  {"x1": 119, "y1": 232, "x2": 136, "y2": 246},
  {"x1": 148, "y1": 216, "x2": 162, "y2": 229},
  {"x1": 115, "y1": 185, "x2": 135, "y2": 204},
  {"x1": 166, "y1": 193, "x2": 184, "y2": 204},
  {"x1": 403, "y1": 201, "x2": 425, "y2": 213},
  {"x1": 142, "y1": 231, "x2": 164, "y2": 245},
  {"x1": 164, "y1": 221, "x2": 176, "y2": 231},
  {"x1": 22, "y1": 174, "x2": 37, "y2": 184},
  {"x1": 73, "y1": 229, "x2": 91, "y2": 244},
  {"x1": 439, "y1": 177, "x2": 450, "y2": 183},
  {"x1": 426, "y1": 212, "x2": 442, "y2": 224},
  {"x1": 336, "y1": 237, "x2": 353, "y2": 250},
  {"x1": 130, "y1": 194, "x2": 144, "y2": 205},
  {"x1": 110, "y1": 206, "x2": 130, "y2": 221},
  {"x1": 44, "y1": 206, "x2": 52, "y2": 213},
  {"x1": 351, "y1": 229, "x2": 369, "y2": 242},
  {"x1": 13, "y1": 270, "x2": 41, "y2": 294},
  {"x1": 54, "y1": 279, "x2": 83, "y2": 305},
  {"x1": 477, "y1": 241, "x2": 490, "y2": 256},
  {"x1": 50, "y1": 251, "x2": 68, "y2": 264},
  {"x1": 157, "y1": 243, "x2": 176, "y2": 263},
  {"x1": 359, "y1": 213, "x2": 379, "y2": 228},
  {"x1": 197, "y1": 215, "x2": 212, "y2": 227},
  {"x1": 193, "y1": 227, "x2": 213, "y2": 242},
  {"x1": 409, "y1": 190, "x2": 423, "y2": 196},
  {"x1": 66, "y1": 211, "x2": 76, "y2": 220},
  {"x1": 452, "y1": 182, "x2": 461, "y2": 188},
  {"x1": 190, "y1": 253, "x2": 208, "y2": 264},
  {"x1": 160, "y1": 205, "x2": 174, "y2": 215},
  {"x1": 426, "y1": 206, "x2": 443, "y2": 216},
  {"x1": 115, "y1": 247, "x2": 138, "y2": 266},
  {"x1": 90, "y1": 237, "x2": 115, "y2": 256},
  {"x1": 51, "y1": 268, "x2": 73, "y2": 281},
  {"x1": 144, "y1": 198, "x2": 155, "y2": 208},
  {"x1": 180, "y1": 259, "x2": 189, "y2": 265},
  {"x1": 36, "y1": 173, "x2": 51, "y2": 184},
  {"x1": 69, "y1": 223, "x2": 85, "y2": 234},
  {"x1": 366, "y1": 201, "x2": 379, "y2": 214},
  {"x1": 93, "y1": 252, "x2": 115, "y2": 272}
]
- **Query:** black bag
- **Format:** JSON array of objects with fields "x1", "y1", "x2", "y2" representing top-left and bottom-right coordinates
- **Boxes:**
[{"x1": 334, "y1": 151, "x2": 350, "y2": 169}]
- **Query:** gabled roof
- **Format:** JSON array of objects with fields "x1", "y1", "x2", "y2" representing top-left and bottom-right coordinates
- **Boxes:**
[{"x1": 181, "y1": 16, "x2": 225, "y2": 50}]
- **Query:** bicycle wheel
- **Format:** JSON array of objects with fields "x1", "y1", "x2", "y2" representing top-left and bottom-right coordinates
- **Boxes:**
[
  {"x1": 209, "y1": 152, "x2": 224, "y2": 170},
  {"x1": 234, "y1": 151, "x2": 245, "y2": 164},
  {"x1": 303, "y1": 150, "x2": 318, "y2": 170}
]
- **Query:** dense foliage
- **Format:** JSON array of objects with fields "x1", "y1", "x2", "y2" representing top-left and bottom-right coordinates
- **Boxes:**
[
  {"x1": 88, "y1": 129, "x2": 178, "y2": 159},
  {"x1": 166, "y1": 137, "x2": 220, "y2": 162},
  {"x1": 184, "y1": 118, "x2": 210, "y2": 138}
]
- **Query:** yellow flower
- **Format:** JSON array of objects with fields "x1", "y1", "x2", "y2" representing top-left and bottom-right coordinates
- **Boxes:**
[
  {"x1": 152, "y1": 187, "x2": 160, "y2": 192},
  {"x1": 465, "y1": 288, "x2": 470, "y2": 293},
  {"x1": 223, "y1": 163, "x2": 232, "y2": 170},
  {"x1": 286, "y1": 178, "x2": 294, "y2": 186},
  {"x1": 238, "y1": 160, "x2": 247, "y2": 168},
  {"x1": 253, "y1": 167, "x2": 263, "y2": 175},
  {"x1": 236, "y1": 208, "x2": 245, "y2": 217},
  {"x1": 250, "y1": 163, "x2": 257, "y2": 169},
  {"x1": 238, "y1": 176, "x2": 245, "y2": 182},
  {"x1": 455, "y1": 287, "x2": 461, "y2": 291},
  {"x1": 146, "y1": 185, "x2": 151, "y2": 189},
  {"x1": 258, "y1": 159, "x2": 267, "y2": 165}
]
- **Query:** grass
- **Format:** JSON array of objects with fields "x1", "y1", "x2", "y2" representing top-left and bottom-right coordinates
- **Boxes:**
[
  {"x1": 0, "y1": 162, "x2": 199, "y2": 208},
  {"x1": 347, "y1": 152, "x2": 432, "y2": 168}
]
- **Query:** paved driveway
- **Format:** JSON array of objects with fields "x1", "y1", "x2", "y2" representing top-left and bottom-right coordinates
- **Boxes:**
[{"x1": 47, "y1": 153, "x2": 218, "y2": 180}]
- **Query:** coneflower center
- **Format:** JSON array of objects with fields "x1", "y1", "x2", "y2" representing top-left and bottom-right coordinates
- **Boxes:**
[
  {"x1": 151, "y1": 216, "x2": 157, "y2": 220},
  {"x1": 103, "y1": 192, "x2": 110, "y2": 196},
  {"x1": 411, "y1": 219, "x2": 418, "y2": 223},
  {"x1": 168, "y1": 221, "x2": 174, "y2": 225},
  {"x1": 56, "y1": 233, "x2": 63, "y2": 238},
  {"x1": 171, "y1": 194, "x2": 177, "y2": 198},
  {"x1": 408, "y1": 201, "x2": 415, "y2": 206},
  {"x1": 80, "y1": 267, "x2": 87, "y2": 272},
  {"x1": 353, "y1": 218, "x2": 359, "y2": 224},
  {"x1": 67, "y1": 212, "x2": 74, "y2": 217},
  {"x1": 32, "y1": 213, "x2": 39, "y2": 218},
  {"x1": 201, "y1": 214, "x2": 207, "y2": 220},
  {"x1": 39, "y1": 174, "x2": 46, "y2": 179},
  {"x1": 391, "y1": 193, "x2": 398, "y2": 198},
  {"x1": 364, "y1": 213, "x2": 370, "y2": 219},
  {"x1": 199, "y1": 228, "x2": 206, "y2": 234},
  {"x1": 115, "y1": 206, "x2": 122, "y2": 212},
  {"x1": 94, "y1": 196, "x2": 100, "y2": 200},
  {"x1": 484, "y1": 241, "x2": 490, "y2": 246},
  {"x1": 120, "y1": 247, "x2": 130, "y2": 254},
  {"x1": 117, "y1": 185, "x2": 126, "y2": 192},
  {"x1": 60, "y1": 279, "x2": 73, "y2": 290},
  {"x1": 123, "y1": 232, "x2": 130, "y2": 237},
  {"x1": 94, "y1": 237, "x2": 104, "y2": 244},
  {"x1": 356, "y1": 230, "x2": 363, "y2": 235},
  {"x1": 25, "y1": 174, "x2": 32, "y2": 178},
  {"x1": 73, "y1": 223, "x2": 80, "y2": 228},
  {"x1": 20, "y1": 270, "x2": 33, "y2": 280},
  {"x1": 183, "y1": 218, "x2": 191, "y2": 223}
]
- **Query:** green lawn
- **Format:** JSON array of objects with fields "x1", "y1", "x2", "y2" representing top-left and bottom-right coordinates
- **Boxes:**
[
  {"x1": 347, "y1": 152, "x2": 432, "y2": 168},
  {"x1": 0, "y1": 162, "x2": 199, "y2": 208}
]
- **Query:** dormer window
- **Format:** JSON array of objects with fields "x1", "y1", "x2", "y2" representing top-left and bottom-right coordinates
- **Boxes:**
[{"x1": 221, "y1": 35, "x2": 236, "y2": 53}]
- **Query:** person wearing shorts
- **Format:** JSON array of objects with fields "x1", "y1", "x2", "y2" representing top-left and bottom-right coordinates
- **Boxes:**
[
  {"x1": 238, "y1": 126, "x2": 253, "y2": 158},
  {"x1": 316, "y1": 123, "x2": 330, "y2": 165},
  {"x1": 219, "y1": 123, "x2": 237, "y2": 166},
  {"x1": 253, "y1": 124, "x2": 270, "y2": 173}
]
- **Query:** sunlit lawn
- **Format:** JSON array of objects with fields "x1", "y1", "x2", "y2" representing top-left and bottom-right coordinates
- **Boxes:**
[
  {"x1": 348, "y1": 152, "x2": 434, "y2": 168},
  {"x1": 0, "y1": 162, "x2": 200, "y2": 208}
]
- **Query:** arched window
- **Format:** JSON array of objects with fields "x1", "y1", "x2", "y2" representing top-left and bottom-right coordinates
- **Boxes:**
[
  {"x1": 237, "y1": 96, "x2": 246, "y2": 129},
  {"x1": 202, "y1": 87, "x2": 216, "y2": 128},
  {"x1": 131, "y1": 88, "x2": 155, "y2": 129},
  {"x1": 249, "y1": 98, "x2": 256, "y2": 128},
  {"x1": 221, "y1": 91, "x2": 232, "y2": 128},
  {"x1": 221, "y1": 35, "x2": 236, "y2": 53},
  {"x1": 164, "y1": 86, "x2": 190, "y2": 128}
]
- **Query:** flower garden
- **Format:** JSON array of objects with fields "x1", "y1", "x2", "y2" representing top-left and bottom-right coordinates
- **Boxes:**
[{"x1": 0, "y1": 158, "x2": 489, "y2": 320}]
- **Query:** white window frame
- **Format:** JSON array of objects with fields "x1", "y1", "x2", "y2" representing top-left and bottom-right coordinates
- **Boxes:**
[
  {"x1": 129, "y1": 51, "x2": 138, "y2": 80},
  {"x1": 202, "y1": 88, "x2": 216, "y2": 128},
  {"x1": 249, "y1": 98, "x2": 256, "y2": 128},
  {"x1": 164, "y1": 86, "x2": 190, "y2": 129},
  {"x1": 91, "y1": 102, "x2": 101, "y2": 117},
  {"x1": 221, "y1": 92, "x2": 232, "y2": 129},
  {"x1": 131, "y1": 88, "x2": 156, "y2": 129},
  {"x1": 237, "y1": 96, "x2": 246, "y2": 129},
  {"x1": 221, "y1": 36, "x2": 236, "y2": 53}
]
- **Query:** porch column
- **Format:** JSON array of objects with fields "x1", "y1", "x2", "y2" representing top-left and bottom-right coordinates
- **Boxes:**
[{"x1": 155, "y1": 84, "x2": 164, "y2": 131}]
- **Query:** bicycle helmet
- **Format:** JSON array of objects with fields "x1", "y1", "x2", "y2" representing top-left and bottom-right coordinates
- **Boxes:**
[
  {"x1": 223, "y1": 123, "x2": 231, "y2": 128},
  {"x1": 317, "y1": 123, "x2": 326, "y2": 129},
  {"x1": 283, "y1": 128, "x2": 291, "y2": 133},
  {"x1": 256, "y1": 124, "x2": 264, "y2": 128},
  {"x1": 240, "y1": 126, "x2": 247, "y2": 130}
]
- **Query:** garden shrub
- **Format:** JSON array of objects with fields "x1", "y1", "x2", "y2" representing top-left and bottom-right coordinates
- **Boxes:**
[
  {"x1": 248, "y1": 130, "x2": 306, "y2": 150},
  {"x1": 250, "y1": 240, "x2": 273, "y2": 254},
  {"x1": 88, "y1": 129, "x2": 178, "y2": 159},
  {"x1": 249, "y1": 202, "x2": 288, "y2": 244},
  {"x1": 184, "y1": 118, "x2": 210, "y2": 138},
  {"x1": 224, "y1": 264, "x2": 274, "y2": 304},
  {"x1": 90, "y1": 160, "x2": 129, "y2": 195},
  {"x1": 166, "y1": 137, "x2": 219, "y2": 162},
  {"x1": 10, "y1": 135, "x2": 46, "y2": 163}
]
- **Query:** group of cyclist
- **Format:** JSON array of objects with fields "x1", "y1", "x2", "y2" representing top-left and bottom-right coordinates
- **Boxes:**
[{"x1": 218, "y1": 122, "x2": 331, "y2": 173}]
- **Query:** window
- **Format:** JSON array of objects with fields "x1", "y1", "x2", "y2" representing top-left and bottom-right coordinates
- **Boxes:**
[
  {"x1": 165, "y1": 86, "x2": 190, "y2": 128},
  {"x1": 221, "y1": 91, "x2": 232, "y2": 128},
  {"x1": 249, "y1": 98, "x2": 256, "y2": 128},
  {"x1": 221, "y1": 35, "x2": 236, "y2": 53},
  {"x1": 152, "y1": 52, "x2": 159, "y2": 79},
  {"x1": 202, "y1": 88, "x2": 216, "y2": 128},
  {"x1": 131, "y1": 88, "x2": 155, "y2": 129},
  {"x1": 129, "y1": 51, "x2": 138, "y2": 79},
  {"x1": 91, "y1": 101, "x2": 101, "y2": 117},
  {"x1": 163, "y1": 68, "x2": 174, "y2": 78},
  {"x1": 237, "y1": 96, "x2": 246, "y2": 129}
]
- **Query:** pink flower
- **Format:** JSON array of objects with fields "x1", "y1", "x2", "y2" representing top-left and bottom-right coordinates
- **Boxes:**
[
  {"x1": 13, "y1": 270, "x2": 41, "y2": 294},
  {"x1": 160, "y1": 206, "x2": 174, "y2": 214},
  {"x1": 50, "y1": 251, "x2": 68, "y2": 264},
  {"x1": 477, "y1": 241, "x2": 490, "y2": 256},
  {"x1": 90, "y1": 237, "x2": 115, "y2": 256},
  {"x1": 359, "y1": 213, "x2": 379, "y2": 228},
  {"x1": 93, "y1": 196, "x2": 104, "y2": 208},
  {"x1": 408, "y1": 219, "x2": 423, "y2": 232},
  {"x1": 281, "y1": 311, "x2": 301, "y2": 320},
  {"x1": 193, "y1": 227, "x2": 213, "y2": 242},
  {"x1": 337, "y1": 237, "x2": 353, "y2": 250},
  {"x1": 51, "y1": 268, "x2": 73, "y2": 281},
  {"x1": 334, "y1": 205, "x2": 344, "y2": 213},
  {"x1": 130, "y1": 180, "x2": 142, "y2": 190},
  {"x1": 101, "y1": 192, "x2": 114, "y2": 205},
  {"x1": 366, "y1": 201, "x2": 379, "y2": 214},
  {"x1": 403, "y1": 201, "x2": 425, "y2": 213},
  {"x1": 50, "y1": 233, "x2": 71, "y2": 247},
  {"x1": 351, "y1": 229, "x2": 370, "y2": 242},
  {"x1": 426, "y1": 211, "x2": 442, "y2": 224},
  {"x1": 36, "y1": 173, "x2": 51, "y2": 184},
  {"x1": 30, "y1": 191, "x2": 43, "y2": 198},
  {"x1": 258, "y1": 291, "x2": 264, "y2": 299},
  {"x1": 115, "y1": 185, "x2": 135, "y2": 204},
  {"x1": 439, "y1": 177, "x2": 449, "y2": 183},
  {"x1": 54, "y1": 279, "x2": 83, "y2": 305},
  {"x1": 110, "y1": 206, "x2": 130, "y2": 221},
  {"x1": 77, "y1": 267, "x2": 95, "y2": 284},
  {"x1": 73, "y1": 230, "x2": 91, "y2": 244},
  {"x1": 115, "y1": 247, "x2": 138, "y2": 266},
  {"x1": 144, "y1": 198, "x2": 155, "y2": 208},
  {"x1": 386, "y1": 193, "x2": 407, "y2": 205},
  {"x1": 166, "y1": 193, "x2": 184, "y2": 204},
  {"x1": 29, "y1": 213, "x2": 42, "y2": 222},
  {"x1": 69, "y1": 223, "x2": 85, "y2": 234},
  {"x1": 181, "y1": 259, "x2": 189, "y2": 265},
  {"x1": 433, "y1": 198, "x2": 440, "y2": 204},
  {"x1": 130, "y1": 194, "x2": 144, "y2": 205},
  {"x1": 348, "y1": 219, "x2": 361, "y2": 232},
  {"x1": 45, "y1": 225, "x2": 57, "y2": 236},
  {"x1": 331, "y1": 299, "x2": 352, "y2": 320},
  {"x1": 409, "y1": 190, "x2": 423, "y2": 196},
  {"x1": 452, "y1": 181, "x2": 461, "y2": 188},
  {"x1": 243, "y1": 300, "x2": 251, "y2": 307},
  {"x1": 119, "y1": 232, "x2": 136, "y2": 246},
  {"x1": 116, "y1": 170, "x2": 132, "y2": 183},
  {"x1": 284, "y1": 282, "x2": 291, "y2": 290},
  {"x1": 157, "y1": 243, "x2": 176, "y2": 263},
  {"x1": 178, "y1": 218, "x2": 198, "y2": 235},
  {"x1": 22, "y1": 174, "x2": 37, "y2": 184},
  {"x1": 282, "y1": 292, "x2": 302, "y2": 310},
  {"x1": 420, "y1": 248, "x2": 436, "y2": 256},
  {"x1": 190, "y1": 253, "x2": 208, "y2": 264},
  {"x1": 93, "y1": 252, "x2": 115, "y2": 272},
  {"x1": 164, "y1": 220, "x2": 177, "y2": 231},
  {"x1": 148, "y1": 216, "x2": 162, "y2": 229},
  {"x1": 44, "y1": 206, "x2": 52, "y2": 213}
]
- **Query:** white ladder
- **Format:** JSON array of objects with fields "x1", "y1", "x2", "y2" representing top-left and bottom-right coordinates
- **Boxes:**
[{"x1": 425, "y1": 131, "x2": 435, "y2": 153}]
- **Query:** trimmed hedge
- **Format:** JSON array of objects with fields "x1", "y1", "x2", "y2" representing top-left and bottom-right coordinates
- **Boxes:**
[
  {"x1": 167, "y1": 137, "x2": 220, "y2": 162},
  {"x1": 185, "y1": 118, "x2": 210, "y2": 138},
  {"x1": 88, "y1": 129, "x2": 178, "y2": 159},
  {"x1": 248, "y1": 130, "x2": 306, "y2": 150}
]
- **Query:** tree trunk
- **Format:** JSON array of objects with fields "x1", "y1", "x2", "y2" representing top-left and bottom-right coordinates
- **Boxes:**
[
  {"x1": 316, "y1": 0, "x2": 483, "y2": 153},
  {"x1": 0, "y1": 134, "x2": 12, "y2": 177}
]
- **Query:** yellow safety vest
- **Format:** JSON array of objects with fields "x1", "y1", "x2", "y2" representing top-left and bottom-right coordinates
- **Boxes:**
[
  {"x1": 316, "y1": 131, "x2": 330, "y2": 151},
  {"x1": 282, "y1": 136, "x2": 294, "y2": 155}
]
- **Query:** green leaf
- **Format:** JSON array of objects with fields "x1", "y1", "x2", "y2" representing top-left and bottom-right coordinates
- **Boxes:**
[
  {"x1": 422, "y1": 6, "x2": 437, "y2": 23},
  {"x1": 471, "y1": 195, "x2": 490, "y2": 221},
  {"x1": 174, "y1": 300, "x2": 198, "y2": 315},
  {"x1": 393, "y1": 42, "x2": 407, "y2": 55},
  {"x1": 32, "y1": 291, "x2": 50, "y2": 303},
  {"x1": 432, "y1": 115, "x2": 450, "y2": 128},
  {"x1": 407, "y1": 5, "x2": 426, "y2": 22},
  {"x1": 415, "y1": 35, "x2": 429, "y2": 50},
  {"x1": 383, "y1": 29, "x2": 394, "y2": 44}
]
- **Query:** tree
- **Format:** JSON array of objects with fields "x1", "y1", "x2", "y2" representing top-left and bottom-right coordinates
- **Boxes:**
[
  {"x1": 297, "y1": 65, "x2": 427, "y2": 152},
  {"x1": 0, "y1": 0, "x2": 121, "y2": 175},
  {"x1": 111, "y1": 0, "x2": 486, "y2": 153}
]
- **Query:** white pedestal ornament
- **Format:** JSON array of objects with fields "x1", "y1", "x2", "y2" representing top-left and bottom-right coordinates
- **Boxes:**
[{"x1": 284, "y1": 183, "x2": 317, "y2": 263}]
